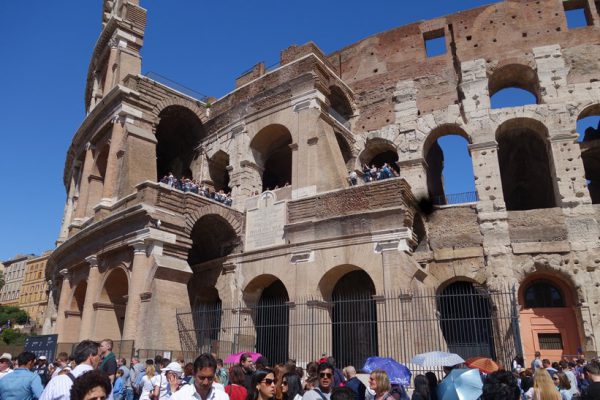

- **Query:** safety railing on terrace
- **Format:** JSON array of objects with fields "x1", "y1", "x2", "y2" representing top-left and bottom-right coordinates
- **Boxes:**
[
  {"x1": 431, "y1": 191, "x2": 478, "y2": 206},
  {"x1": 145, "y1": 71, "x2": 210, "y2": 102}
]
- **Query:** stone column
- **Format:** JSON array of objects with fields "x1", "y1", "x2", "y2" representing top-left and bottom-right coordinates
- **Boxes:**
[
  {"x1": 73, "y1": 143, "x2": 95, "y2": 220},
  {"x1": 55, "y1": 270, "x2": 71, "y2": 341},
  {"x1": 79, "y1": 256, "x2": 102, "y2": 341},
  {"x1": 548, "y1": 133, "x2": 591, "y2": 207},
  {"x1": 122, "y1": 241, "x2": 153, "y2": 341},
  {"x1": 460, "y1": 59, "x2": 490, "y2": 114},
  {"x1": 397, "y1": 159, "x2": 428, "y2": 199},
  {"x1": 101, "y1": 116, "x2": 126, "y2": 203}
]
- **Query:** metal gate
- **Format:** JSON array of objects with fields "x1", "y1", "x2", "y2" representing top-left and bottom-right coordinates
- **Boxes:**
[{"x1": 176, "y1": 285, "x2": 522, "y2": 369}]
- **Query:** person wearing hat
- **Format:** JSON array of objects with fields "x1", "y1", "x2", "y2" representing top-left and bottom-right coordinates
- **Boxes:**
[
  {"x1": 35, "y1": 355, "x2": 50, "y2": 386},
  {"x1": 152, "y1": 361, "x2": 186, "y2": 399},
  {"x1": 0, "y1": 351, "x2": 44, "y2": 399},
  {"x1": 0, "y1": 353, "x2": 13, "y2": 379}
]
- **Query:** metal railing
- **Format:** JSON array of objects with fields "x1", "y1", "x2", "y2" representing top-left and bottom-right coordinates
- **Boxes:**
[
  {"x1": 144, "y1": 71, "x2": 210, "y2": 102},
  {"x1": 176, "y1": 286, "x2": 520, "y2": 371},
  {"x1": 431, "y1": 191, "x2": 479, "y2": 206}
]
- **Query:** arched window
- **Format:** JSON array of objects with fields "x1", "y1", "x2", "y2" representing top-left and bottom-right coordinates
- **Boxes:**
[
  {"x1": 496, "y1": 119, "x2": 556, "y2": 211},
  {"x1": 360, "y1": 139, "x2": 400, "y2": 174},
  {"x1": 208, "y1": 150, "x2": 231, "y2": 192},
  {"x1": 328, "y1": 86, "x2": 353, "y2": 127},
  {"x1": 188, "y1": 215, "x2": 238, "y2": 266},
  {"x1": 524, "y1": 281, "x2": 565, "y2": 308},
  {"x1": 256, "y1": 280, "x2": 289, "y2": 364},
  {"x1": 488, "y1": 64, "x2": 540, "y2": 109},
  {"x1": 578, "y1": 105, "x2": 600, "y2": 203},
  {"x1": 250, "y1": 124, "x2": 293, "y2": 191}
]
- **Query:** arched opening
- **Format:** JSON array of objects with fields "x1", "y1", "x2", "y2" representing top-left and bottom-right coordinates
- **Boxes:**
[
  {"x1": 424, "y1": 126, "x2": 475, "y2": 205},
  {"x1": 95, "y1": 268, "x2": 128, "y2": 340},
  {"x1": 250, "y1": 125, "x2": 293, "y2": 191},
  {"x1": 188, "y1": 215, "x2": 239, "y2": 266},
  {"x1": 359, "y1": 139, "x2": 400, "y2": 176},
  {"x1": 208, "y1": 150, "x2": 231, "y2": 192},
  {"x1": 578, "y1": 105, "x2": 600, "y2": 203},
  {"x1": 331, "y1": 270, "x2": 378, "y2": 368},
  {"x1": 488, "y1": 64, "x2": 540, "y2": 109},
  {"x1": 155, "y1": 105, "x2": 205, "y2": 180},
  {"x1": 519, "y1": 276, "x2": 581, "y2": 361},
  {"x1": 496, "y1": 119, "x2": 556, "y2": 211},
  {"x1": 190, "y1": 287, "x2": 222, "y2": 355},
  {"x1": 255, "y1": 280, "x2": 290, "y2": 364},
  {"x1": 62, "y1": 281, "x2": 87, "y2": 342},
  {"x1": 328, "y1": 86, "x2": 353, "y2": 127},
  {"x1": 335, "y1": 132, "x2": 354, "y2": 169},
  {"x1": 411, "y1": 214, "x2": 428, "y2": 252},
  {"x1": 438, "y1": 281, "x2": 495, "y2": 360}
]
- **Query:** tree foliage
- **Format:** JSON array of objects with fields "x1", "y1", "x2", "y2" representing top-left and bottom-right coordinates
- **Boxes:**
[
  {"x1": 0, "y1": 328, "x2": 28, "y2": 345},
  {"x1": 0, "y1": 305, "x2": 29, "y2": 325}
]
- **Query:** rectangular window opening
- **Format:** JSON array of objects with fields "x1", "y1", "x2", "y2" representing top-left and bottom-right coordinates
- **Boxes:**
[
  {"x1": 563, "y1": 0, "x2": 593, "y2": 29},
  {"x1": 538, "y1": 333, "x2": 564, "y2": 350},
  {"x1": 424, "y1": 29, "x2": 447, "y2": 58}
]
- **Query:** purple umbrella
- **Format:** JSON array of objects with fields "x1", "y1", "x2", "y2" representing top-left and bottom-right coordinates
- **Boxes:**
[
  {"x1": 224, "y1": 351, "x2": 262, "y2": 364},
  {"x1": 362, "y1": 356, "x2": 412, "y2": 386}
]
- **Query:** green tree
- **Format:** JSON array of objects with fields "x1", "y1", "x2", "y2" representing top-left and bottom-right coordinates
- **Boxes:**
[
  {"x1": 0, "y1": 305, "x2": 29, "y2": 326},
  {"x1": 0, "y1": 328, "x2": 27, "y2": 345}
]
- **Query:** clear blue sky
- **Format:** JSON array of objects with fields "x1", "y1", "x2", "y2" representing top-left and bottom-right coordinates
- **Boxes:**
[{"x1": 0, "y1": 1, "x2": 597, "y2": 260}]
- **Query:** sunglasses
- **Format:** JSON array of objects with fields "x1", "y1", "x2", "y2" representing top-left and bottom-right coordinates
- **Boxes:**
[
  {"x1": 197, "y1": 375, "x2": 215, "y2": 382},
  {"x1": 262, "y1": 378, "x2": 277, "y2": 385},
  {"x1": 319, "y1": 373, "x2": 333, "y2": 379},
  {"x1": 282, "y1": 381, "x2": 288, "y2": 386}
]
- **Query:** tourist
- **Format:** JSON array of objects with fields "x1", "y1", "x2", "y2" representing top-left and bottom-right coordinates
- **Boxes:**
[
  {"x1": 151, "y1": 361, "x2": 184, "y2": 399},
  {"x1": 365, "y1": 369, "x2": 391, "y2": 400},
  {"x1": 226, "y1": 365, "x2": 248, "y2": 400},
  {"x1": 240, "y1": 353, "x2": 255, "y2": 391},
  {"x1": 40, "y1": 340, "x2": 101, "y2": 400},
  {"x1": 554, "y1": 372, "x2": 572, "y2": 400},
  {"x1": 51, "y1": 352, "x2": 70, "y2": 378},
  {"x1": 582, "y1": 361, "x2": 600, "y2": 400},
  {"x1": 282, "y1": 371, "x2": 304, "y2": 400},
  {"x1": 99, "y1": 339, "x2": 118, "y2": 384},
  {"x1": 325, "y1": 358, "x2": 344, "y2": 388},
  {"x1": 424, "y1": 372, "x2": 438, "y2": 400},
  {"x1": 113, "y1": 368, "x2": 126, "y2": 400},
  {"x1": 348, "y1": 171, "x2": 357, "y2": 186},
  {"x1": 216, "y1": 359, "x2": 229, "y2": 387},
  {"x1": 481, "y1": 370, "x2": 520, "y2": 400},
  {"x1": 170, "y1": 353, "x2": 229, "y2": 400},
  {"x1": 0, "y1": 351, "x2": 44, "y2": 400},
  {"x1": 531, "y1": 352, "x2": 543, "y2": 370},
  {"x1": 409, "y1": 375, "x2": 429, "y2": 400},
  {"x1": 70, "y1": 370, "x2": 112, "y2": 400},
  {"x1": 302, "y1": 362, "x2": 335, "y2": 400},
  {"x1": 139, "y1": 363, "x2": 157, "y2": 400},
  {"x1": 128, "y1": 357, "x2": 144, "y2": 400},
  {"x1": 524, "y1": 369, "x2": 561, "y2": 400},
  {"x1": 248, "y1": 369, "x2": 276, "y2": 400},
  {"x1": 342, "y1": 366, "x2": 365, "y2": 400},
  {"x1": 0, "y1": 353, "x2": 13, "y2": 379},
  {"x1": 35, "y1": 355, "x2": 50, "y2": 386}
]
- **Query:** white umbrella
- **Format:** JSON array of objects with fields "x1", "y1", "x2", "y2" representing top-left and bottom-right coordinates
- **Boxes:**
[{"x1": 411, "y1": 351, "x2": 465, "y2": 367}]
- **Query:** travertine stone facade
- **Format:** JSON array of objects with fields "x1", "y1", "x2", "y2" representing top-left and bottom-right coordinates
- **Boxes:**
[{"x1": 47, "y1": 0, "x2": 600, "y2": 361}]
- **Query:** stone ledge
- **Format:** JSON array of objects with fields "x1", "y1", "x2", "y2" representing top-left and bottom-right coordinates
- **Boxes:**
[
  {"x1": 433, "y1": 246, "x2": 484, "y2": 261},
  {"x1": 511, "y1": 241, "x2": 571, "y2": 254}
]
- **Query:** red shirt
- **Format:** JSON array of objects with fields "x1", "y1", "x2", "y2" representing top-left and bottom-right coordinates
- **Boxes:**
[{"x1": 226, "y1": 384, "x2": 248, "y2": 400}]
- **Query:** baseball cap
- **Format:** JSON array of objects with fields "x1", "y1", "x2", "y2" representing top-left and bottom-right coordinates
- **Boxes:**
[
  {"x1": 39, "y1": 356, "x2": 47, "y2": 360},
  {"x1": 0, "y1": 353, "x2": 12, "y2": 361},
  {"x1": 164, "y1": 362, "x2": 183, "y2": 376}
]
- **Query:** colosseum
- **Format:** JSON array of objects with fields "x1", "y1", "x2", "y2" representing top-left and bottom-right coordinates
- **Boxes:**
[{"x1": 45, "y1": 0, "x2": 600, "y2": 367}]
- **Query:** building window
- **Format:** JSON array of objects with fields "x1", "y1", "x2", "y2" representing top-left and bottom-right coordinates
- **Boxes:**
[
  {"x1": 424, "y1": 29, "x2": 447, "y2": 57},
  {"x1": 539, "y1": 333, "x2": 564, "y2": 350},
  {"x1": 563, "y1": 0, "x2": 593, "y2": 29},
  {"x1": 524, "y1": 281, "x2": 565, "y2": 308}
]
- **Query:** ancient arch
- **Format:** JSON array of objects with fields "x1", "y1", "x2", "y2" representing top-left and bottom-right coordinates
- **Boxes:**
[
  {"x1": 208, "y1": 150, "x2": 231, "y2": 192},
  {"x1": 327, "y1": 85, "x2": 354, "y2": 124},
  {"x1": 422, "y1": 124, "x2": 474, "y2": 204},
  {"x1": 577, "y1": 104, "x2": 600, "y2": 202},
  {"x1": 488, "y1": 63, "x2": 540, "y2": 108},
  {"x1": 359, "y1": 138, "x2": 399, "y2": 173},
  {"x1": 155, "y1": 105, "x2": 205, "y2": 180},
  {"x1": 62, "y1": 281, "x2": 87, "y2": 343},
  {"x1": 320, "y1": 267, "x2": 378, "y2": 368},
  {"x1": 437, "y1": 281, "x2": 496, "y2": 360},
  {"x1": 496, "y1": 118, "x2": 556, "y2": 211},
  {"x1": 518, "y1": 273, "x2": 582, "y2": 361},
  {"x1": 187, "y1": 214, "x2": 239, "y2": 266},
  {"x1": 250, "y1": 124, "x2": 293, "y2": 191},
  {"x1": 94, "y1": 268, "x2": 129, "y2": 340}
]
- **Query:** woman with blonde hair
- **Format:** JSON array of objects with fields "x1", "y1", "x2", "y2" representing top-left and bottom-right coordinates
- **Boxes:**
[
  {"x1": 140, "y1": 364, "x2": 156, "y2": 400},
  {"x1": 524, "y1": 369, "x2": 560, "y2": 400},
  {"x1": 367, "y1": 369, "x2": 392, "y2": 400}
]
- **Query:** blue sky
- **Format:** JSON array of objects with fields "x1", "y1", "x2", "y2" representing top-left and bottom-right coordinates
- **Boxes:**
[{"x1": 0, "y1": 1, "x2": 597, "y2": 260}]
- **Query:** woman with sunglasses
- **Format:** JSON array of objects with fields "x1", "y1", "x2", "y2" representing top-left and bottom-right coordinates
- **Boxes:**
[
  {"x1": 553, "y1": 372, "x2": 572, "y2": 400},
  {"x1": 367, "y1": 370, "x2": 392, "y2": 400},
  {"x1": 282, "y1": 372, "x2": 304, "y2": 400},
  {"x1": 248, "y1": 369, "x2": 276, "y2": 400}
]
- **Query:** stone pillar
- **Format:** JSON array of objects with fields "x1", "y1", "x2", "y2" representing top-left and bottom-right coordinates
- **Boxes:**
[
  {"x1": 549, "y1": 133, "x2": 591, "y2": 207},
  {"x1": 73, "y1": 144, "x2": 96, "y2": 220},
  {"x1": 102, "y1": 46, "x2": 119, "y2": 94},
  {"x1": 460, "y1": 59, "x2": 490, "y2": 114},
  {"x1": 101, "y1": 116, "x2": 126, "y2": 204},
  {"x1": 393, "y1": 80, "x2": 418, "y2": 130},
  {"x1": 122, "y1": 241, "x2": 153, "y2": 341},
  {"x1": 397, "y1": 158, "x2": 428, "y2": 200},
  {"x1": 534, "y1": 44, "x2": 570, "y2": 102},
  {"x1": 79, "y1": 256, "x2": 102, "y2": 341},
  {"x1": 55, "y1": 270, "x2": 71, "y2": 341}
]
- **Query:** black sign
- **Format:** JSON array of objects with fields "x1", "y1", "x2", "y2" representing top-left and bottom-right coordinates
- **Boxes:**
[{"x1": 23, "y1": 334, "x2": 58, "y2": 361}]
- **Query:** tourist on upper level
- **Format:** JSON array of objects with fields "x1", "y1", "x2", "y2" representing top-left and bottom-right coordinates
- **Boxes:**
[{"x1": 348, "y1": 171, "x2": 357, "y2": 186}]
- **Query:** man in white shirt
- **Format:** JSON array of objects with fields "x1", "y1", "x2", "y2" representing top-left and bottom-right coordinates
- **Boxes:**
[
  {"x1": 171, "y1": 353, "x2": 229, "y2": 400},
  {"x1": 39, "y1": 340, "x2": 101, "y2": 400},
  {"x1": 0, "y1": 353, "x2": 13, "y2": 379}
]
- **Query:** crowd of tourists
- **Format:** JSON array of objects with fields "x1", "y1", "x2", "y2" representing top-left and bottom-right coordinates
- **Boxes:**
[
  {"x1": 160, "y1": 173, "x2": 233, "y2": 206},
  {"x1": 1, "y1": 343, "x2": 600, "y2": 400},
  {"x1": 348, "y1": 164, "x2": 399, "y2": 186}
]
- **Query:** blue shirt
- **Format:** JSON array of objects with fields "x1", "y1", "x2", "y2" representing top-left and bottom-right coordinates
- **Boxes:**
[{"x1": 0, "y1": 368, "x2": 44, "y2": 400}]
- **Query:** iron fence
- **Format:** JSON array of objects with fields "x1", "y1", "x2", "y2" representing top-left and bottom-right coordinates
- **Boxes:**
[
  {"x1": 176, "y1": 286, "x2": 521, "y2": 372},
  {"x1": 431, "y1": 191, "x2": 479, "y2": 206}
]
